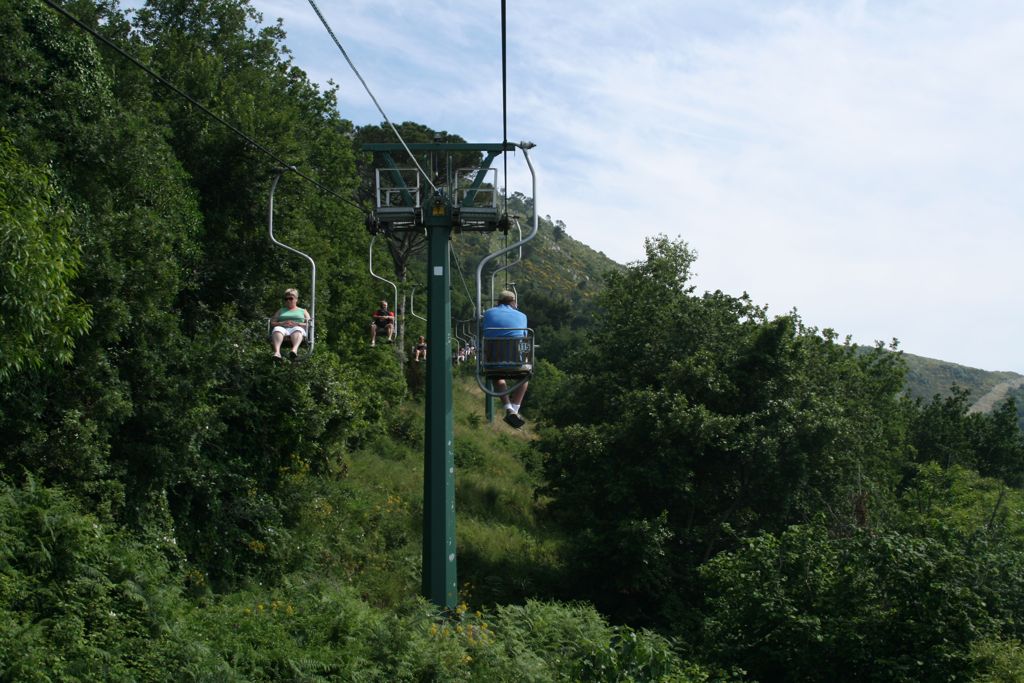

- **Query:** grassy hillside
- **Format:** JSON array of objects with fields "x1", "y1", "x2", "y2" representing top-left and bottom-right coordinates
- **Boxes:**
[
  {"x1": 901, "y1": 351, "x2": 1022, "y2": 404},
  {"x1": 343, "y1": 368, "x2": 566, "y2": 608}
]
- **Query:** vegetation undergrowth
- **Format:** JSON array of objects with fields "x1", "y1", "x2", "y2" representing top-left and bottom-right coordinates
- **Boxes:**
[
  {"x1": 337, "y1": 373, "x2": 566, "y2": 610},
  {"x1": 1, "y1": 379, "x2": 711, "y2": 681}
]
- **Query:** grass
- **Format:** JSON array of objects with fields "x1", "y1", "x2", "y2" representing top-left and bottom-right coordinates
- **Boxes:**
[{"x1": 324, "y1": 373, "x2": 566, "y2": 610}]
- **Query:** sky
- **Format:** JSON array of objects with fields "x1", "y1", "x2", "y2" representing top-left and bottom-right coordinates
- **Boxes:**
[{"x1": 148, "y1": 1, "x2": 1024, "y2": 372}]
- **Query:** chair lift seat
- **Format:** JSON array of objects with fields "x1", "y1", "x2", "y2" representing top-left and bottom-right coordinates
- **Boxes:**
[{"x1": 480, "y1": 333, "x2": 533, "y2": 379}]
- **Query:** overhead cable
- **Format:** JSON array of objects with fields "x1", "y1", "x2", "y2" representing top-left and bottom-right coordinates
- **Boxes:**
[
  {"x1": 497, "y1": 0, "x2": 509, "y2": 288},
  {"x1": 501, "y1": 0, "x2": 509, "y2": 214},
  {"x1": 305, "y1": 0, "x2": 438, "y2": 193},
  {"x1": 40, "y1": 0, "x2": 363, "y2": 212},
  {"x1": 448, "y1": 242, "x2": 476, "y2": 312}
]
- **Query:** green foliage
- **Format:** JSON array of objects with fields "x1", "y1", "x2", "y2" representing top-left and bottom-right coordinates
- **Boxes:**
[
  {"x1": 178, "y1": 588, "x2": 709, "y2": 682},
  {"x1": 0, "y1": 478, "x2": 708, "y2": 681},
  {"x1": 0, "y1": 132, "x2": 91, "y2": 380},
  {"x1": 692, "y1": 446, "x2": 1024, "y2": 681},
  {"x1": 540, "y1": 235, "x2": 911, "y2": 624},
  {"x1": 0, "y1": 479, "x2": 227, "y2": 680},
  {"x1": 908, "y1": 391, "x2": 1024, "y2": 486},
  {"x1": 487, "y1": 600, "x2": 709, "y2": 682},
  {"x1": 699, "y1": 518, "x2": 1024, "y2": 682},
  {"x1": 0, "y1": 0, "x2": 402, "y2": 591},
  {"x1": 971, "y1": 638, "x2": 1024, "y2": 682}
]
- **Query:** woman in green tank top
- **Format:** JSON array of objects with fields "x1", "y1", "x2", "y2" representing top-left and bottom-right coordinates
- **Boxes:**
[{"x1": 270, "y1": 288, "x2": 310, "y2": 360}]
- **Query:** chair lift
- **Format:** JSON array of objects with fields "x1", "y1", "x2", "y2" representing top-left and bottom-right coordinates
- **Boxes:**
[
  {"x1": 474, "y1": 146, "x2": 539, "y2": 397},
  {"x1": 369, "y1": 234, "x2": 399, "y2": 340},
  {"x1": 451, "y1": 322, "x2": 464, "y2": 364},
  {"x1": 461, "y1": 320, "x2": 477, "y2": 359},
  {"x1": 453, "y1": 318, "x2": 475, "y2": 362},
  {"x1": 409, "y1": 285, "x2": 427, "y2": 322},
  {"x1": 464, "y1": 321, "x2": 477, "y2": 358},
  {"x1": 268, "y1": 168, "x2": 316, "y2": 354}
]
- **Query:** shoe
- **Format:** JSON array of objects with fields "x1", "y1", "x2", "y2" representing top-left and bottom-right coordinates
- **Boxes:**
[
  {"x1": 288, "y1": 350, "x2": 298, "y2": 360},
  {"x1": 272, "y1": 354, "x2": 283, "y2": 363},
  {"x1": 371, "y1": 342, "x2": 376, "y2": 347},
  {"x1": 503, "y1": 411, "x2": 525, "y2": 429}
]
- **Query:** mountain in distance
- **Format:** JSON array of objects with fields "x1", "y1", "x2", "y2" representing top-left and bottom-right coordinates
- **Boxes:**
[{"x1": 901, "y1": 352, "x2": 1024, "y2": 411}]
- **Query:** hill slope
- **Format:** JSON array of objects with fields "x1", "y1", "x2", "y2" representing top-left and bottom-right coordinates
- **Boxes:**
[
  {"x1": 448, "y1": 193, "x2": 622, "y2": 314},
  {"x1": 901, "y1": 352, "x2": 1023, "y2": 407}
]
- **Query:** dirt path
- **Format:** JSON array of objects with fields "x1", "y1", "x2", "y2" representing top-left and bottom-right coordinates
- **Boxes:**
[{"x1": 968, "y1": 376, "x2": 1024, "y2": 414}]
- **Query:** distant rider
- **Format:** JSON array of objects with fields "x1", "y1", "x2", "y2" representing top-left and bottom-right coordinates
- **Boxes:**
[
  {"x1": 270, "y1": 288, "x2": 310, "y2": 360},
  {"x1": 370, "y1": 300, "x2": 395, "y2": 347}
]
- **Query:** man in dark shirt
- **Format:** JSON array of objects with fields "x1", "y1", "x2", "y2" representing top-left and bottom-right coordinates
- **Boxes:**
[{"x1": 370, "y1": 300, "x2": 395, "y2": 347}]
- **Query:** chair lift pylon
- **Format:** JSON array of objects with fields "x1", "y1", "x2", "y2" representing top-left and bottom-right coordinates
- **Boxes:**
[
  {"x1": 268, "y1": 167, "x2": 316, "y2": 354},
  {"x1": 362, "y1": 138, "x2": 537, "y2": 612}
]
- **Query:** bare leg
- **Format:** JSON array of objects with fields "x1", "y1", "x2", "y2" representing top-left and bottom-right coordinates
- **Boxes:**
[
  {"x1": 289, "y1": 331, "x2": 303, "y2": 354},
  {"x1": 509, "y1": 380, "x2": 529, "y2": 407},
  {"x1": 386, "y1": 322, "x2": 395, "y2": 341},
  {"x1": 496, "y1": 379, "x2": 526, "y2": 428},
  {"x1": 370, "y1": 324, "x2": 378, "y2": 346},
  {"x1": 271, "y1": 330, "x2": 285, "y2": 356},
  {"x1": 495, "y1": 379, "x2": 511, "y2": 408}
]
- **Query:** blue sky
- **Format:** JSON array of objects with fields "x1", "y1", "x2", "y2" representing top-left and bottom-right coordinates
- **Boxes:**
[{"x1": 137, "y1": 1, "x2": 1024, "y2": 372}]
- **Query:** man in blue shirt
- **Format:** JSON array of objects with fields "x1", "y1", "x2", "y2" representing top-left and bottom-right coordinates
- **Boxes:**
[{"x1": 482, "y1": 290, "x2": 529, "y2": 428}]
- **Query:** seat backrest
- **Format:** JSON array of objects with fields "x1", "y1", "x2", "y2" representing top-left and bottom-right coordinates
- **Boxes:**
[{"x1": 480, "y1": 329, "x2": 533, "y2": 378}]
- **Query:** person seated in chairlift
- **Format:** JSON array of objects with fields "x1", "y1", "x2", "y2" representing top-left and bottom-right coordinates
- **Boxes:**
[
  {"x1": 369, "y1": 300, "x2": 395, "y2": 346},
  {"x1": 414, "y1": 336, "x2": 427, "y2": 362},
  {"x1": 482, "y1": 290, "x2": 529, "y2": 429},
  {"x1": 270, "y1": 287, "x2": 310, "y2": 360}
]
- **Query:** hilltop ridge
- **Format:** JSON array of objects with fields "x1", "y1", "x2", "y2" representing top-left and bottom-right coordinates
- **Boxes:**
[{"x1": 901, "y1": 351, "x2": 1022, "y2": 406}]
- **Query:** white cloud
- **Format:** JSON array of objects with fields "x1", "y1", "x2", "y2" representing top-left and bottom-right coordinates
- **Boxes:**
[
  {"x1": 131, "y1": 0, "x2": 1024, "y2": 370},
  {"x1": 487, "y1": 1, "x2": 1024, "y2": 369}
]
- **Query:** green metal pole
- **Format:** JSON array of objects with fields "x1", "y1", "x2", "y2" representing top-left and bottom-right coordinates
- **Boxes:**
[
  {"x1": 423, "y1": 197, "x2": 457, "y2": 609},
  {"x1": 485, "y1": 380, "x2": 494, "y2": 423}
]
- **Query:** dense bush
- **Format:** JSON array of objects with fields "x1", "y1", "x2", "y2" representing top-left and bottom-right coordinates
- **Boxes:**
[
  {"x1": 538, "y1": 237, "x2": 1024, "y2": 678},
  {"x1": 0, "y1": 0, "x2": 401, "y2": 590},
  {"x1": 1, "y1": 479, "x2": 711, "y2": 681},
  {"x1": 0, "y1": 479, "x2": 227, "y2": 679},
  {"x1": 540, "y1": 236, "x2": 910, "y2": 624},
  {"x1": 699, "y1": 520, "x2": 1024, "y2": 681}
]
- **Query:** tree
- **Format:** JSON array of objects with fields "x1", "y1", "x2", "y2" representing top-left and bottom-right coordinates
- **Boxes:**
[
  {"x1": 0, "y1": 133, "x2": 91, "y2": 380},
  {"x1": 553, "y1": 220, "x2": 566, "y2": 241},
  {"x1": 541, "y1": 236, "x2": 910, "y2": 625},
  {"x1": 700, "y1": 521, "x2": 1007, "y2": 682},
  {"x1": 907, "y1": 391, "x2": 1024, "y2": 488},
  {"x1": 0, "y1": 0, "x2": 403, "y2": 587}
]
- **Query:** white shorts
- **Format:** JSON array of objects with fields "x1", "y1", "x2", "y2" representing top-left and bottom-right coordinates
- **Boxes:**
[{"x1": 271, "y1": 325, "x2": 306, "y2": 338}]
